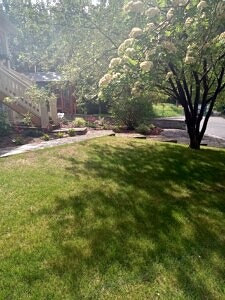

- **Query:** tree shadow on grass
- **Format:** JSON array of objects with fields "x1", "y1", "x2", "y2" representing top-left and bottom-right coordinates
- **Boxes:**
[{"x1": 49, "y1": 141, "x2": 225, "y2": 298}]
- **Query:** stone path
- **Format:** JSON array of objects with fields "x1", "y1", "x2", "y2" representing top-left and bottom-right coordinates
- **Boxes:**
[
  {"x1": 0, "y1": 130, "x2": 114, "y2": 158},
  {"x1": 1, "y1": 129, "x2": 225, "y2": 158}
]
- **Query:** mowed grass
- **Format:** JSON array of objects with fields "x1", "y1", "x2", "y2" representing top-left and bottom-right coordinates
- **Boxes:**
[
  {"x1": 153, "y1": 103, "x2": 184, "y2": 117},
  {"x1": 0, "y1": 137, "x2": 225, "y2": 299}
]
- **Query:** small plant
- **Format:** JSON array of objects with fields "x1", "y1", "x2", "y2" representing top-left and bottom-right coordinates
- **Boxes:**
[
  {"x1": 55, "y1": 132, "x2": 64, "y2": 138},
  {"x1": 87, "y1": 122, "x2": 97, "y2": 128},
  {"x1": 12, "y1": 136, "x2": 24, "y2": 145},
  {"x1": 68, "y1": 129, "x2": 76, "y2": 136},
  {"x1": 98, "y1": 116, "x2": 105, "y2": 126},
  {"x1": 62, "y1": 117, "x2": 69, "y2": 125},
  {"x1": 22, "y1": 113, "x2": 32, "y2": 126},
  {"x1": 136, "y1": 124, "x2": 162, "y2": 135},
  {"x1": 113, "y1": 125, "x2": 126, "y2": 133},
  {"x1": 41, "y1": 134, "x2": 50, "y2": 141},
  {"x1": 72, "y1": 117, "x2": 86, "y2": 128},
  {"x1": 135, "y1": 124, "x2": 151, "y2": 135}
]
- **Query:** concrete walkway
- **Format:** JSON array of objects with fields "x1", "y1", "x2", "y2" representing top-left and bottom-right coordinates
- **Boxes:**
[{"x1": 0, "y1": 130, "x2": 114, "y2": 158}]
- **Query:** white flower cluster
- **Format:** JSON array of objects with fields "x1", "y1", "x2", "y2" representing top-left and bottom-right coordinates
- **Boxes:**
[
  {"x1": 145, "y1": 7, "x2": 160, "y2": 18},
  {"x1": 166, "y1": 71, "x2": 174, "y2": 81},
  {"x1": 99, "y1": 73, "x2": 112, "y2": 87},
  {"x1": 184, "y1": 44, "x2": 197, "y2": 65},
  {"x1": 144, "y1": 23, "x2": 156, "y2": 33},
  {"x1": 122, "y1": 55, "x2": 131, "y2": 63},
  {"x1": 125, "y1": 47, "x2": 136, "y2": 58},
  {"x1": 197, "y1": 1, "x2": 208, "y2": 11},
  {"x1": 167, "y1": 8, "x2": 174, "y2": 20},
  {"x1": 129, "y1": 27, "x2": 143, "y2": 38},
  {"x1": 140, "y1": 61, "x2": 153, "y2": 72},
  {"x1": 118, "y1": 38, "x2": 135, "y2": 56},
  {"x1": 112, "y1": 73, "x2": 121, "y2": 80},
  {"x1": 184, "y1": 56, "x2": 196, "y2": 64},
  {"x1": 131, "y1": 88, "x2": 141, "y2": 96},
  {"x1": 162, "y1": 41, "x2": 177, "y2": 53},
  {"x1": 109, "y1": 58, "x2": 122, "y2": 68},
  {"x1": 185, "y1": 17, "x2": 193, "y2": 27},
  {"x1": 145, "y1": 49, "x2": 156, "y2": 60},
  {"x1": 131, "y1": 81, "x2": 143, "y2": 97},
  {"x1": 219, "y1": 32, "x2": 225, "y2": 43},
  {"x1": 123, "y1": 1, "x2": 144, "y2": 13}
]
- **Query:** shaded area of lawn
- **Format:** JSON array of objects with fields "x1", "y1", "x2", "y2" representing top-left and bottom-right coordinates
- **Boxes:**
[
  {"x1": 52, "y1": 140, "x2": 225, "y2": 299},
  {"x1": 0, "y1": 138, "x2": 225, "y2": 299}
]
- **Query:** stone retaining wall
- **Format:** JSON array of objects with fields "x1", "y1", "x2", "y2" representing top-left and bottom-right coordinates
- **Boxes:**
[{"x1": 152, "y1": 118, "x2": 186, "y2": 130}]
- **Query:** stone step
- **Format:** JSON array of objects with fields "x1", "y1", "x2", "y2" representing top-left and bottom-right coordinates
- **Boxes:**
[{"x1": 52, "y1": 127, "x2": 87, "y2": 135}]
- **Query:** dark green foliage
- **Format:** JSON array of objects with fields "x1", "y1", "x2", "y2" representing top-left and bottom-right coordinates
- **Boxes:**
[
  {"x1": 112, "y1": 96, "x2": 154, "y2": 129},
  {"x1": 12, "y1": 136, "x2": 24, "y2": 145},
  {"x1": 0, "y1": 112, "x2": 10, "y2": 137},
  {"x1": 41, "y1": 133, "x2": 50, "y2": 141},
  {"x1": 55, "y1": 132, "x2": 64, "y2": 139},
  {"x1": 135, "y1": 124, "x2": 152, "y2": 135},
  {"x1": 68, "y1": 129, "x2": 76, "y2": 136},
  {"x1": 23, "y1": 129, "x2": 43, "y2": 138}
]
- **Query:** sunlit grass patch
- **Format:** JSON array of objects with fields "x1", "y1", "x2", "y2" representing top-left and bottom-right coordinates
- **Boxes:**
[
  {"x1": 0, "y1": 137, "x2": 225, "y2": 299},
  {"x1": 153, "y1": 103, "x2": 184, "y2": 117}
]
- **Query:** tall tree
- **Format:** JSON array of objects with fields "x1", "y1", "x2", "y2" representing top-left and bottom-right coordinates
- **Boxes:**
[
  {"x1": 3, "y1": 0, "x2": 56, "y2": 72},
  {"x1": 100, "y1": 0, "x2": 225, "y2": 149}
]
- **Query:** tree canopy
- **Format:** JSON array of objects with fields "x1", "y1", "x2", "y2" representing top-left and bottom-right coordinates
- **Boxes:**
[{"x1": 4, "y1": 0, "x2": 130, "y2": 111}]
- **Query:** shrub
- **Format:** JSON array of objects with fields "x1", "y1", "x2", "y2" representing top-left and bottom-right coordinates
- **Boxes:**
[
  {"x1": 12, "y1": 136, "x2": 24, "y2": 145},
  {"x1": 0, "y1": 112, "x2": 10, "y2": 137},
  {"x1": 68, "y1": 129, "x2": 76, "y2": 136},
  {"x1": 113, "y1": 125, "x2": 126, "y2": 133},
  {"x1": 87, "y1": 122, "x2": 97, "y2": 128},
  {"x1": 55, "y1": 132, "x2": 64, "y2": 138},
  {"x1": 136, "y1": 124, "x2": 162, "y2": 135},
  {"x1": 112, "y1": 96, "x2": 154, "y2": 129},
  {"x1": 41, "y1": 134, "x2": 50, "y2": 141},
  {"x1": 135, "y1": 124, "x2": 151, "y2": 135},
  {"x1": 72, "y1": 117, "x2": 86, "y2": 128},
  {"x1": 61, "y1": 117, "x2": 69, "y2": 125}
]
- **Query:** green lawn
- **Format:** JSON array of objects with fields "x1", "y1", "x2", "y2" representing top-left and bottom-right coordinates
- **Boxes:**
[
  {"x1": 0, "y1": 138, "x2": 225, "y2": 299},
  {"x1": 153, "y1": 103, "x2": 184, "y2": 117}
]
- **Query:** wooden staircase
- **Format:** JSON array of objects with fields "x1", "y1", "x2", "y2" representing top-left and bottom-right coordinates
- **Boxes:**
[{"x1": 0, "y1": 64, "x2": 56, "y2": 128}]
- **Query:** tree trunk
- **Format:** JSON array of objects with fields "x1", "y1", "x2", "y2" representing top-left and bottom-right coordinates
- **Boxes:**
[
  {"x1": 187, "y1": 121, "x2": 201, "y2": 150},
  {"x1": 189, "y1": 135, "x2": 200, "y2": 150}
]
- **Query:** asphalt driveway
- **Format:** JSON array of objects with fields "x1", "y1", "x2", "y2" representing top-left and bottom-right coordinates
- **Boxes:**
[{"x1": 205, "y1": 116, "x2": 225, "y2": 139}]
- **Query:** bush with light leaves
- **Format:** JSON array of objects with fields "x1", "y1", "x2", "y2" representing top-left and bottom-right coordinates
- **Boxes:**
[
  {"x1": 99, "y1": 0, "x2": 225, "y2": 149},
  {"x1": 99, "y1": 65, "x2": 154, "y2": 129}
]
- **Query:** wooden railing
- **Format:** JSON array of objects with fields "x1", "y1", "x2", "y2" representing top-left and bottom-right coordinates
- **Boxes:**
[{"x1": 0, "y1": 65, "x2": 41, "y2": 118}]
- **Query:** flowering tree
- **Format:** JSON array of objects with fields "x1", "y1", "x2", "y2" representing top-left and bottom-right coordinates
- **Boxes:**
[{"x1": 99, "y1": 0, "x2": 225, "y2": 149}]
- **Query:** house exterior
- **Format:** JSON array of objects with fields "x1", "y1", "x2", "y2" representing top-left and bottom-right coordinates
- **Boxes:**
[{"x1": 26, "y1": 72, "x2": 76, "y2": 116}]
